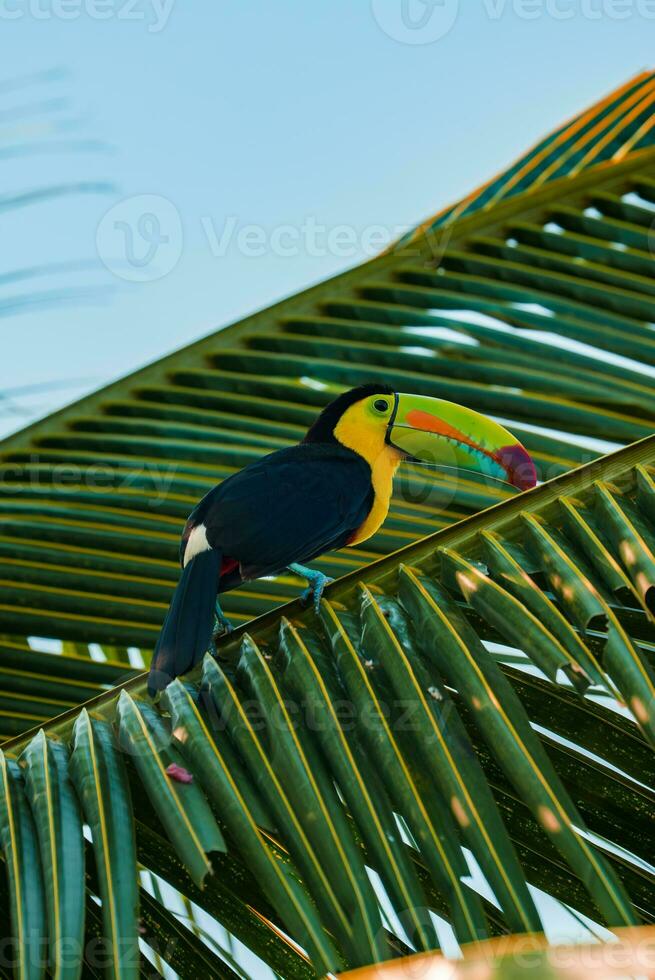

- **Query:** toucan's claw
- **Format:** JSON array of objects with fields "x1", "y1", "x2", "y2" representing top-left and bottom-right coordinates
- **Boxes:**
[
  {"x1": 300, "y1": 575, "x2": 333, "y2": 614},
  {"x1": 213, "y1": 601, "x2": 234, "y2": 638},
  {"x1": 210, "y1": 613, "x2": 233, "y2": 658},
  {"x1": 293, "y1": 569, "x2": 333, "y2": 614}
]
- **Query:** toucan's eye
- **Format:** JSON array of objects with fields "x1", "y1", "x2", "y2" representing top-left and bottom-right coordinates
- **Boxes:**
[{"x1": 374, "y1": 399, "x2": 390, "y2": 414}]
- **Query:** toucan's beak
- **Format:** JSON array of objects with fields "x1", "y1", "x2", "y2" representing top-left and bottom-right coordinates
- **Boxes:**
[{"x1": 386, "y1": 393, "x2": 537, "y2": 491}]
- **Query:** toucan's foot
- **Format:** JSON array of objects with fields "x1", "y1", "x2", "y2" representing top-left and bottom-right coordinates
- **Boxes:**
[
  {"x1": 301, "y1": 578, "x2": 332, "y2": 614},
  {"x1": 213, "y1": 600, "x2": 234, "y2": 638},
  {"x1": 289, "y1": 564, "x2": 334, "y2": 614}
]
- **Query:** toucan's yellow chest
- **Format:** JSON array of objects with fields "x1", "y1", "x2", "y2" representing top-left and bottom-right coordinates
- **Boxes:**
[
  {"x1": 348, "y1": 451, "x2": 399, "y2": 545},
  {"x1": 332, "y1": 407, "x2": 401, "y2": 547}
]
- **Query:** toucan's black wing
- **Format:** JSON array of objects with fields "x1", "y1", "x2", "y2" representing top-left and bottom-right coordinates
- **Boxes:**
[{"x1": 189, "y1": 443, "x2": 373, "y2": 579}]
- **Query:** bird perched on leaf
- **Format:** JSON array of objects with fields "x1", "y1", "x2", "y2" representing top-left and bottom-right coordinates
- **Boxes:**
[{"x1": 148, "y1": 384, "x2": 536, "y2": 695}]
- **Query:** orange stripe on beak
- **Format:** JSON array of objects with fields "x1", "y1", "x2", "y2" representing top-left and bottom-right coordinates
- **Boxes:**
[{"x1": 406, "y1": 409, "x2": 483, "y2": 454}]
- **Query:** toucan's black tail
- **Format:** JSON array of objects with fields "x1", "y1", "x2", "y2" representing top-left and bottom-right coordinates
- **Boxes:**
[{"x1": 148, "y1": 549, "x2": 221, "y2": 697}]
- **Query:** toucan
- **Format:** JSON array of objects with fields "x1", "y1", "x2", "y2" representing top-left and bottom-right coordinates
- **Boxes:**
[{"x1": 147, "y1": 384, "x2": 536, "y2": 695}]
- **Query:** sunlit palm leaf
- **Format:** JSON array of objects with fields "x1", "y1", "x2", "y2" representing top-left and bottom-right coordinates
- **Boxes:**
[
  {"x1": 396, "y1": 69, "x2": 655, "y2": 245},
  {"x1": 1, "y1": 432, "x2": 655, "y2": 975}
]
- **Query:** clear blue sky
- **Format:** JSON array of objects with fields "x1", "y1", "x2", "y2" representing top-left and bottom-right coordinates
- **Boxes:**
[{"x1": 0, "y1": 1, "x2": 653, "y2": 436}]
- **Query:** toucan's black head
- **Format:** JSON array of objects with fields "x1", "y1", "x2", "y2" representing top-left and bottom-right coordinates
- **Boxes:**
[{"x1": 303, "y1": 384, "x2": 394, "y2": 445}]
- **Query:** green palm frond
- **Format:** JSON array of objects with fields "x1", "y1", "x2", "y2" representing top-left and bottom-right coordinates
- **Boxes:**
[
  {"x1": 2, "y1": 129, "x2": 655, "y2": 738},
  {"x1": 2, "y1": 72, "x2": 655, "y2": 977},
  {"x1": 1, "y1": 433, "x2": 654, "y2": 976}
]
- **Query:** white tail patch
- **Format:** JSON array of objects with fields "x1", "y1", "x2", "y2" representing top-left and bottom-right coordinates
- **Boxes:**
[{"x1": 183, "y1": 523, "x2": 211, "y2": 567}]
